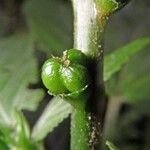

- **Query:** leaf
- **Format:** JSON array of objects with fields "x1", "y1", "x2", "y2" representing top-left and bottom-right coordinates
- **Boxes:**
[
  {"x1": 119, "y1": 47, "x2": 150, "y2": 102},
  {"x1": 12, "y1": 111, "x2": 35, "y2": 150},
  {"x1": 104, "y1": 38, "x2": 150, "y2": 81},
  {"x1": 24, "y1": 0, "x2": 73, "y2": 55},
  {"x1": 106, "y1": 141, "x2": 119, "y2": 150},
  {"x1": 123, "y1": 73, "x2": 150, "y2": 102},
  {"x1": 105, "y1": 39, "x2": 150, "y2": 103},
  {"x1": 32, "y1": 97, "x2": 73, "y2": 142},
  {"x1": 0, "y1": 34, "x2": 44, "y2": 125},
  {"x1": 0, "y1": 111, "x2": 36, "y2": 149},
  {"x1": 14, "y1": 110, "x2": 31, "y2": 140},
  {"x1": 0, "y1": 140, "x2": 8, "y2": 150}
]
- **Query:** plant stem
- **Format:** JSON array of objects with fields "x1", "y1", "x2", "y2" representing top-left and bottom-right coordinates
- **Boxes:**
[
  {"x1": 71, "y1": 0, "x2": 131, "y2": 149},
  {"x1": 72, "y1": 0, "x2": 105, "y2": 57},
  {"x1": 71, "y1": 0, "x2": 107, "y2": 149},
  {"x1": 71, "y1": 108, "x2": 90, "y2": 150}
]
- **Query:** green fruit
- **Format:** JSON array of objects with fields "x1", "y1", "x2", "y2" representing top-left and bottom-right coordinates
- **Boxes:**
[
  {"x1": 41, "y1": 58, "x2": 68, "y2": 94},
  {"x1": 61, "y1": 64, "x2": 90, "y2": 93},
  {"x1": 63, "y1": 49, "x2": 87, "y2": 66},
  {"x1": 41, "y1": 49, "x2": 90, "y2": 95}
]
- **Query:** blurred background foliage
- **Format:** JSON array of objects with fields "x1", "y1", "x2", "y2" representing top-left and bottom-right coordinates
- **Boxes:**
[{"x1": 0, "y1": 0, "x2": 149, "y2": 149}]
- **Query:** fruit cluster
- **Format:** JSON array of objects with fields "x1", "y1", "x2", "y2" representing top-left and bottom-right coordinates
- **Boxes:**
[{"x1": 41, "y1": 49, "x2": 90, "y2": 96}]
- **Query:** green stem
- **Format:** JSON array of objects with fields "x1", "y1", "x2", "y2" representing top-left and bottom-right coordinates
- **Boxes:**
[
  {"x1": 71, "y1": 0, "x2": 131, "y2": 149},
  {"x1": 71, "y1": 0, "x2": 106, "y2": 150},
  {"x1": 71, "y1": 108, "x2": 90, "y2": 150}
]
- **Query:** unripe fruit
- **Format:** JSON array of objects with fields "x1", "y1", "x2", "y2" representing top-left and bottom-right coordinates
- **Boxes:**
[
  {"x1": 41, "y1": 49, "x2": 90, "y2": 97},
  {"x1": 63, "y1": 49, "x2": 87, "y2": 66},
  {"x1": 61, "y1": 64, "x2": 90, "y2": 93},
  {"x1": 41, "y1": 58, "x2": 68, "y2": 94}
]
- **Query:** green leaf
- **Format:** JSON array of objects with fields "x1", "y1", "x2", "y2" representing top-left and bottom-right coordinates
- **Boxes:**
[
  {"x1": 32, "y1": 97, "x2": 73, "y2": 142},
  {"x1": 104, "y1": 38, "x2": 150, "y2": 81},
  {"x1": 119, "y1": 47, "x2": 150, "y2": 102},
  {"x1": 105, "y1": 39, "x2": 150, "y2": 103},
  {"x1": 0, "y1": 140, "x2": 8, "y2": 150},
  {"x1": 12, "y1": 111, "x2": 35, "y2": 150},
  {"x1": 123, "y1": 73, "x2": 150, "y2": 102},
  {"x1": 14, "y1": 111, "x2": 31, "y2": 140},
  {"x1": 0, "y1": 111, "x2": 35, "y2": 149},
  {"x1": 0, "y1": 34, "x2": 44, "y2": 125},
  {"x1": 24, "y1": 0, "x2": 73, "y2": 55},
  {"x1": 106, "y1": 141, "x2": 119, "y2": 150}
]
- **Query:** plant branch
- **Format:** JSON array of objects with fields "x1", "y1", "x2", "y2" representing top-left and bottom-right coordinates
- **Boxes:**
[
  {"x1": 71, "y1": 0, "x2": 107, "y2": 149},
  {"x1": 72, "y1": 0, "x2": 104, "y2": 57},
  {"x1": 71, "y1": 108, "x2": 90, "y2": 150},
  {"x1": 71, "y1": 0, "x2": 130, "y2": 149}
]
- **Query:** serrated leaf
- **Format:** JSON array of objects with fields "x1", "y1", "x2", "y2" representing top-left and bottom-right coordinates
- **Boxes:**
[
  {"x1": 24, "y1": 0, "x2": 73, "y2": 55},
  {"x1": 104, "y1": 38, "x2": 150, "y2": 81},
  {"x1": 0, "y1": 34, "x2": 44, "y2": 125},
  {"x1": 32, "y1": 97, "x2": 73, "y2": 142}
]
